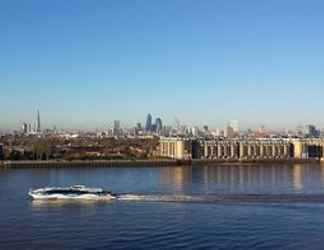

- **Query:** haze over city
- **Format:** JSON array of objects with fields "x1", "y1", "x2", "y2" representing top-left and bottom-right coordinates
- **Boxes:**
[{"x1": 1, "y1": 0, "x2": 324, "y2": 130}]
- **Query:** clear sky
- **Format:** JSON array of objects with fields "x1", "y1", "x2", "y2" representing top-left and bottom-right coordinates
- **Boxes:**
[{"x1": 1, "y1": 0, "x2": 324, "y2": 130}]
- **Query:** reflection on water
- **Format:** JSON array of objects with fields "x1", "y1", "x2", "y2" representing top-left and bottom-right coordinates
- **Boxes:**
[
  {"x1": 159, "y1": 166, "x2": 192, "y2": 192},
  {"x1": 2, "y1": 163, "x2": 324, "y2": 195},
  {"x1": 157, "y1": 163, "x2": 324, "y2": 194},
  {"x1": 31, "y1": 193, "x2": 324, "y2": 207},
  {"x1": 30, "y1": 199, "x2": 114, "y2": 218},
  {"x1": 31, "y1": 199, "x2": 114, "y2": 208},
  {"x1": 293, "y1": 164, "x2": 304, "y2": 191}
]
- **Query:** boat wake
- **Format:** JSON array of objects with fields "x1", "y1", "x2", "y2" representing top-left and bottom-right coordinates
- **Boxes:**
[
  {"x1": 116, "y1": 193, "x2": 324, "y2": 204},
  {"x1": 28, "y1": 185, "x2": 324, "y2": 204}
]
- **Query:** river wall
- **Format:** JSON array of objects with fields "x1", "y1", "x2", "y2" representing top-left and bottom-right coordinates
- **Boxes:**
[{"x1": 0, "y1": 158, "x2": 321, "y2": 168}]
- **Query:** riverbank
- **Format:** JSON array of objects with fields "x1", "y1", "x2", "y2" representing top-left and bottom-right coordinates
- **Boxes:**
[
  {"x1": 0, "y1": 158, "x2": 322, "y2": 168},
  {"x1": 0, "y1": 159, "x2": 184, "y2": 168}
]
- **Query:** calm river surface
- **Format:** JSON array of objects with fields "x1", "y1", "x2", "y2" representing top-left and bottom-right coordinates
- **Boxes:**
[{"x1": 1, "y1": 163, "x2": 324, "y2": 249}]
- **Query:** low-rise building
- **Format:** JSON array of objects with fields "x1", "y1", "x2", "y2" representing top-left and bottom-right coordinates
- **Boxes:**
[
  {"x1": 159, "y1": 137, "x2": 193, "y2": 160},
  {"x1": 201, "y1": 140, "x2": 240, "y2": 160},
  {"x1": 201, "y1": 139, "x2": 291, "y2": 160},
  {"x1": 159, "y1": 137, "x2": 324, "y2": 161},
  {"x1": 291, "y1": 139, "x2": 324, "y2": 160}
]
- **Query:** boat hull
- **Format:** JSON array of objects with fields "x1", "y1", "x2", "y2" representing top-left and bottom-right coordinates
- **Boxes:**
[
  {"x1": 29, "y1": 192, "x2": 116, "y2": 200},
  {"x1": 28, "y1": 186, "x2": 116, "y2": 200}
]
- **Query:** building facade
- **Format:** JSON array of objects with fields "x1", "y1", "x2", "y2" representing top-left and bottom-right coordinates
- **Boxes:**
[
  {"x1": 290, "y1": 139, "x2": 324, "y2": 160},
  {"x1": 201, "y1": 139, "x2": 291, "y2": 160},
  {"x1": 159, "y1": 138, "x2": 324, "y2": 161},
  {"x1": 159, "y1": 137, "x2": 193, "y2": 160}
]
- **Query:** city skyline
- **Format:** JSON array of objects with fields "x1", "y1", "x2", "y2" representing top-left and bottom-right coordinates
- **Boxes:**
[
  {"x1": 1, "y1": 108, "x2": 324, "y2": 133},
  {"x1": 7, "y1": 109, "x2": 324, "y2": 138},
  {"x1": 1, "y1": 1, "x2": 324, "y2": 129}
]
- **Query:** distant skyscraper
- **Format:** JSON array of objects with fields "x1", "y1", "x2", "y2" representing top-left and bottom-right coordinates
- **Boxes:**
[
  {"x1": 230, "y1": 120, "x2": 240, "y2": 133},
  {"x1": 114, "y1": 120, "x2": 120, "y2": 129},
  {"x1": 188, "y1": 127, "x2": 199, "y2": 137},
  {"x1": 22, "y1": 123, "x2": 28, "y2": 134},
  {"x1": 134, "y1": 123, "x2": 143, "y2": 136},
  {"x1": 36, "y1": 109, "x2": 41, "y2": 133},
  {"x1": 224, "y1": 125, "x2": 234, "y2": 138},
  {"x1": 155, "y1": 118, "x2": 163, "y2": 134},
  {"x1": 304, "y1": 125, "x2": 320, "y2": 138},
  {"x1": 113, "y1": 120, "x2": 121, "y2": 136},
  {"x1": 136, "y1": 123, "x2": 142, "y2": 130},
  {"x1": 193, "y1": 127, "x2": 200, "y2": 137},
  {"x1": 257, "y1": 126, "x2": 266, "y2": 134},
  {"x1": 215, "y1": 128, "x2": 222, "y2": 137},
  {"x1": 145, "y1": 113, "x2": 153, "y2": 132},
  {"x1": 28, "y1": 123, "x2": 32, "y2": 133},
  {"x1": 296, "y1": 125, "x2": 304, "y2": 137}
]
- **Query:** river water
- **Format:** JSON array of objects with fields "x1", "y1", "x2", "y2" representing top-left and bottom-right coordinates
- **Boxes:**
[{"x1": 1, "y1": 163, "x2": 324, "y2": 249}]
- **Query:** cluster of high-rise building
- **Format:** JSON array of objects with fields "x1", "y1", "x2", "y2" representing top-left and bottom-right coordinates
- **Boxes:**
[
  {"x1": 21, "y1": 110, "x2": 41, "y2": 135},
  {"x1": 102, "y1": 114, "x2": 165, "y2": 137},
  {"x1": 301, "y1": 125, "x2": 321, "y2": 138},
  {"x1": 144, "y1": 114, "x2": 163, "y2": 134},
  {"x1": 15, "y1": 110, "x2": 322, "y2": 142}
]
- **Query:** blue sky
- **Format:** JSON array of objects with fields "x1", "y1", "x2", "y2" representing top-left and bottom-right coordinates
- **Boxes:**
[{"x1": 1, "y1": 0, "x2": 324, "y2": 130}]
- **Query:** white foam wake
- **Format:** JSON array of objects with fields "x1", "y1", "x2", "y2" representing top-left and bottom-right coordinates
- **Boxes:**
[
  {"x1": 117, "y1": 194, "x2": 217, "y2": 203},
  {"x1": 116, "y1": 193, "x2": 324, "y2": 204}
]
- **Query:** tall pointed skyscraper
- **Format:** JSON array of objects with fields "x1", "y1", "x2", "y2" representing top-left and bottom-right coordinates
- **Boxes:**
[
  {"x1": 36, "y1": 109, "x2": 41, "y2": 133},
  {"x1": 145, "y1": 113, "x2": 152, "y2": 132}
]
